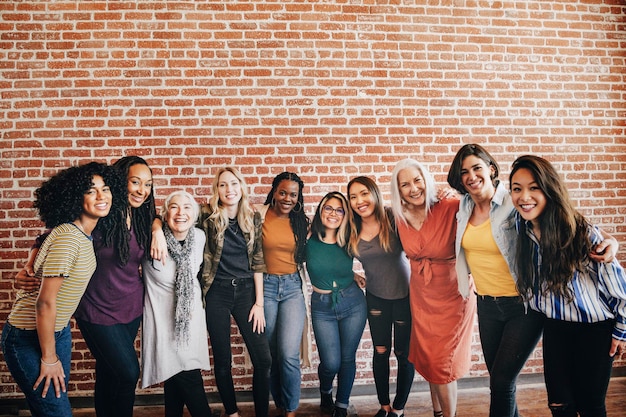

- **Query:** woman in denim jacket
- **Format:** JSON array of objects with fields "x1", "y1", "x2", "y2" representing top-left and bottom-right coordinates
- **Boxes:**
[{"x1": 447, "y1": 144, "x2": 616, "y2": 417}]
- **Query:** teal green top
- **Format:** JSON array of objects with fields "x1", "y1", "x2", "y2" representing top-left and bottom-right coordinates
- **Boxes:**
[{"x1": 305, "y1": 236, "x2": 354, "y2": 292}]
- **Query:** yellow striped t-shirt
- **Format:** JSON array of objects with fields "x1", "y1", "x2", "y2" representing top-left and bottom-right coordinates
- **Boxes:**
[{"x1": 8, "y1": 223, "x2": 97, "y2": 331}]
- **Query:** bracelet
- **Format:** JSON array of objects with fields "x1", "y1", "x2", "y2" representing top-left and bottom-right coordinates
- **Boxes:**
[
  {"x1": 40, "y1": 355, "x2": 60, "y2": 366},
  {"x1": 255, "y1": 303, "x2": 264, "y2": 308}
]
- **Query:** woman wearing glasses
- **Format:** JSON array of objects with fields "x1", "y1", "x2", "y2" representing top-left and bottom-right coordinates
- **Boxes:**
[{"x1": 306, "y1": 192, "x2": 367, "y2": 417}]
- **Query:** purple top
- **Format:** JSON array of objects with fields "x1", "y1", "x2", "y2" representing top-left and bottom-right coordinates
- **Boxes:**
[{"x1": 74, "y1": 227, "x2": 145, "y2": 325}]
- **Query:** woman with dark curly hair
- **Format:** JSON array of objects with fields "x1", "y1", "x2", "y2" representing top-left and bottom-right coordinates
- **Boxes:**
[
  {"x1": 15, "y1": 156, "x2": 166, "y2": 417},
  {"x1": 255, "y1": 172, "x2": 312, "y2": 417},
  {"x1": 2, "y1": 162, "x2": 125, "y2": 417}
]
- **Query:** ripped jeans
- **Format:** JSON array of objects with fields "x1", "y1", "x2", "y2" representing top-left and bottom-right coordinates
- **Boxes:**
[
  {"x1": 543, "y1": 318, "x2": 614, "y2": 417},
  {"x1": 366, "y1": 291, "x2": 415, "y2": 411}
]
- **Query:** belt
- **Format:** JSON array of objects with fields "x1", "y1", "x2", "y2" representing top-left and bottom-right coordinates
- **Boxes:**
[
  {"x1": 214, "y1": 278, "x2": 252, "y2": 287},
  {"x1": 475, "y1": 292, "x2": 521, "y2": 302}
]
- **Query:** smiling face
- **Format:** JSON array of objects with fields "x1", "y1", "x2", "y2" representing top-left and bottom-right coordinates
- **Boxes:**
[
  {"x1": 82, "y1": 175, "x2": 113, "y2": 220},
  {"x1": 510, "y1": 167, "x2": 547, "y2": 229},
  {"x1": 397, "y1": 166, "x2": 426, "y2": 208},
  {"x1": 320, "y1": 197, "x2": 346, "y2": 231},
  {"x1": 460, "y1": 154, "x2": 496, "y2": 199},
  {"x1": 348, "y1": 181, "x2": 376, "y2": 220},
  {"x1": 126, "y1": 163, "x2": 153, "y2": 209},
  {"x1": 217, "y1": 170, "x2": 242, "y2": 210},
  {"x1": 272, "y1": 179, "x2": 300, "y2": 218},
  {"x1": 165, "y1": 194, "x2": 196, "y2": 240}
]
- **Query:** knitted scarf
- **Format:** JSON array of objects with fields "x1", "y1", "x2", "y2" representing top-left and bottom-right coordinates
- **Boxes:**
[{"x1": 163, "y1": 223, "x2": 195, "y2": 348}]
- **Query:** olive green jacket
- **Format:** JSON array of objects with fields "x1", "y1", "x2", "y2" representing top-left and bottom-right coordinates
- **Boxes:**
[{"x1": 199, "y1": 203, "x2": 266, "y2": 303}]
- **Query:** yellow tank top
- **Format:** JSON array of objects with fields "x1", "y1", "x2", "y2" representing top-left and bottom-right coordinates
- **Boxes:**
[{"x1": 461, "y1": 219, "x2": 518, "y2": 297}]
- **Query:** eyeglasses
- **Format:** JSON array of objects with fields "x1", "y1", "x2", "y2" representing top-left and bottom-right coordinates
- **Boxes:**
[{"x1": 322, "y1": 205, "x2": 345, "y2": 217}]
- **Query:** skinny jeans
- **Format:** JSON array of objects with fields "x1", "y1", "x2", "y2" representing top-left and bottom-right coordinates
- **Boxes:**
[
  {"x1": 205, "y1": 279, "x2": 272, "y2": 417},
  {"x1": 1, "y1": 323, "x2": 72, "y2": 417},
  {"x1": 543, "y1": 318, "x2": 614, "y2": 417},
  {"x1": 366, "y1": 292, "x2": 414, "y2": 411},
  {"x1": 264, "y1": 272, "x2": 306, "y2": 412},
  {"x1": 477, "y1": 295, "x2": 544, "y2": 417},
  {"x1": 311, "y1": 282, "x2": 367, "y2": 409},
  {"x1": 76, "y1": 316, "x2": 142, "y2": 417}
]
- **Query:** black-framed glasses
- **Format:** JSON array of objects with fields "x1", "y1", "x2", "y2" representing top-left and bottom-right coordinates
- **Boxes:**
[{"x1": 322, "y1": 205, "x2": 345, "y2": 217}]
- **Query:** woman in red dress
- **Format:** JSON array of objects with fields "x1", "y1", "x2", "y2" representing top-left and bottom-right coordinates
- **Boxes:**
[{"x1": 390, "y1": 158, "x2": 476, "y2": 417}]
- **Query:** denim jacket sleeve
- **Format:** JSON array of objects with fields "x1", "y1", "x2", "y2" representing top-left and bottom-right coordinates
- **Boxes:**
[{"x1": 455, "y1": 195, "x2": 473, "y2": 298}]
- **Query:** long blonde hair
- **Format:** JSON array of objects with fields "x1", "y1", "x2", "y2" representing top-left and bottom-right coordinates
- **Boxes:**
[{"x1": 208, "y1": 167, "x2": 256, "y2": 251}]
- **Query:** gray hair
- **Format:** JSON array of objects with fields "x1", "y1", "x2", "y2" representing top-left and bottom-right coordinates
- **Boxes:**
[{"x1": 390, "y1": 158, "x2": 438, "y2": 226}]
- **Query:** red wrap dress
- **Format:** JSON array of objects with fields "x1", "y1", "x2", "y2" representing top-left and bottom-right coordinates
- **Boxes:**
[{"x1": 396, "y1": 198, "x2": 476, "y2": 384}]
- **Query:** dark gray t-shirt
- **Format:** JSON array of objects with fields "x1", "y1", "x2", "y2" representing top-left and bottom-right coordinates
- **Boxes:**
[
  {"x1": 357, "y1": 231, "x2": 410, "y2": 300},
  {"x1": 215, "y1": 219, "x2": 253, "y2": 281}
]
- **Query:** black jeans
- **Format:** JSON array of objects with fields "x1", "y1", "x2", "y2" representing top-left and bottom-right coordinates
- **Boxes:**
[
  {"x1": 76, "y1": 316, "x2": 141, "y2": 417},
  {"x1": 366, "y1": 292, "x2": 414, "y2": 410},
  {"x1": 477, "y1": 295, "x2": 544, "y2": 417},
  {"x1": 205, "y1": 279, "x2": 272, "y2": 417},
  {"x1": 543, "y1": 318, "x2": 614, "y2": 417},
  {"x1": 164, "y1": 369, "x2": 212, "y2": 417}
]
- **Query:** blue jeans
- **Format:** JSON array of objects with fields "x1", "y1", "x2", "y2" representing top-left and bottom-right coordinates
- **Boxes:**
[
  {"x1": 264, "y1": 272, "x2": 306, "y2": 412},
  {"x1": 477, "y1": 295, "x2": 545, "y2": 417},
  {"x1": 205, "y1": 279, "x2": 272, "y2": 417},
  {"x1": 311, "y1": 281, "x2": 367, "y2": 409},
  {"x1": 366, "y1": 292, "x2": 414, "y2": 410},
  {"x1": 1, "y1": 323, "x2": 72, "y2": 417},
  {"x1": 75, "y1": 316, "x2": 141, "y2": 417}
]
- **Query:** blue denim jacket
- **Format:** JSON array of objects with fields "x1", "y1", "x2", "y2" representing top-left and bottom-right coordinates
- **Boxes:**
[{"x1": 455, "y1": 182, "x2": 517, "y2": 298}]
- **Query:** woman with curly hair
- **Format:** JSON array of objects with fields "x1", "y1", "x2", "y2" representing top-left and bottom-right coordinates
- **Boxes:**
[
  {"x1": 15, "y1": 156, "x2": 165, "y2": 417},
  {"x1": 2, "y1": 162, "x2": 125, "y2": 417},
  {"x1": 509, "y1": 155, "x2": 626, "y2": 417},
  {"x1": 255, "y1": 172, "x2": 312, "y2": 417},
  {"x1": 201, "y1": 167, "x2": 271, "y2": 417}
]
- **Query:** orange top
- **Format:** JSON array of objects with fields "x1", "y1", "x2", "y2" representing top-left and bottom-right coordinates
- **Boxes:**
[{"x1": 262, "y1": 208, "x2": 297, "y2": 275}]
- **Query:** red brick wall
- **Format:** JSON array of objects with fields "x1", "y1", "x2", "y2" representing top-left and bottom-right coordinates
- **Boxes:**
[{"x1": 1, "y1": 0, "x2": 625, "y2": 400}]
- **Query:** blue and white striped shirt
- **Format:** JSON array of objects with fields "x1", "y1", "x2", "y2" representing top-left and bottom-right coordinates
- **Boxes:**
[{"x1": 516, "y1": 213, "x2": 626, "y2": 341}]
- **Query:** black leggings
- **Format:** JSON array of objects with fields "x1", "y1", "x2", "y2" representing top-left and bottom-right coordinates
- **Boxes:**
[{"x1": 164, "y1": 369, "x2": 212, "y2": 417}]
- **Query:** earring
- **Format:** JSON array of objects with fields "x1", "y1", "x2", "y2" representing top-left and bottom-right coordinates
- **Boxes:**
[{"x1": 292, "y1": 201, "x2": 303, "y2": 213}]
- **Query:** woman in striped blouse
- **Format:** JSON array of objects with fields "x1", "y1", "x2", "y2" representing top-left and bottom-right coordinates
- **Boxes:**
[
  {"x1": 1, "y1": 162, "x2": 125, "y2": 417},
  {"x1": 509, "y1": 155, "x2": 626, "y2": 417}
]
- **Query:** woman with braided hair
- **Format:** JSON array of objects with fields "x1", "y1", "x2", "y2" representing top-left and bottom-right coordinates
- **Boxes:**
[
  {"x1": 14, "y1": 156, "x2": 167, "y2": 417},
  {"x1": 256, "y1": 172, "x2": 312, "y2": 417}
]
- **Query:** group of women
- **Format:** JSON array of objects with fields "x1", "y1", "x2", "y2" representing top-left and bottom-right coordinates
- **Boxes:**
[{"x1": 3, "y1": 145, "x2": 625, "y2": 417}]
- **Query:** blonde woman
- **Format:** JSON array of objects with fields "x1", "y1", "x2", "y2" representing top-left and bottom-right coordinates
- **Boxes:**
[{"x1": 200, "y1": 167, "x2": 271, "y2": 417}]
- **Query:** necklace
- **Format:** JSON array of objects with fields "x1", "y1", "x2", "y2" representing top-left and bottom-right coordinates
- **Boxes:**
[{"x1": 228, "y1": 217, "x2": 238, "y2": 233}]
